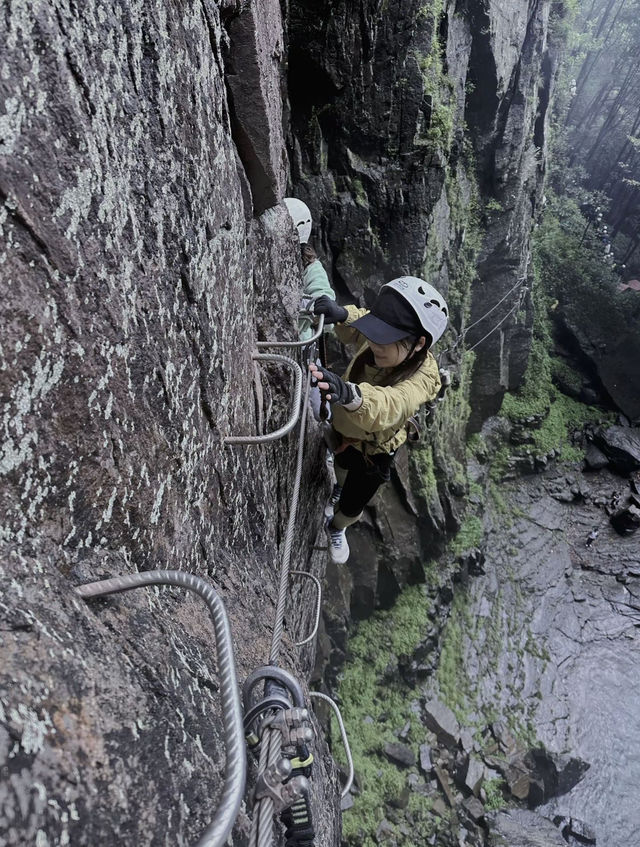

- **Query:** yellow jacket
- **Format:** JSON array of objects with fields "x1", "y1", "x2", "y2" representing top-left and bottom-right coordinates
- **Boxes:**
[{"x1": 331, "y1": 305, "x2": 441, "y2": 455}]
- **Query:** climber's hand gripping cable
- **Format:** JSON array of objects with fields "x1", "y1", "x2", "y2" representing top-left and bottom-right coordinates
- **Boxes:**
[
  {"x1": 312, "y1": 295, "x2": 348, "y2": 325},
  {"x1": 309, "y1": 363, "x2": 362, "y2": 409}
]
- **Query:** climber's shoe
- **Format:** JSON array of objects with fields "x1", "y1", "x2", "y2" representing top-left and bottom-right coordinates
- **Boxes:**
[
  {"x1": 325, "y1": 518, "x2": 350, "y2": 565},
  {"x1": 324, "y1": 483, "x2": 343, "y2": 518}
]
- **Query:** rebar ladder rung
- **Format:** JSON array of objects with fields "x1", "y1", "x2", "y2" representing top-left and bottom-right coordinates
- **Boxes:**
[{"x1": 224, "y1": 354, "x2": 303, "y2": 445}]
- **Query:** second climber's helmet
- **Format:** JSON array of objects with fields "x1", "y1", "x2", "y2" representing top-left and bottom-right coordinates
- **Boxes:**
[
  {"x1": 283, "y1": 197, "x2": 312, "y2": 244},
  {"x1": 351, "y1": 276, "x2": 448, "y2": 348}
]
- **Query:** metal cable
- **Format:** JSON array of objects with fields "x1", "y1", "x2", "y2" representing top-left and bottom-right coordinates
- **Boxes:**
[
  {"x1": 467, "y1": 295, "x2": 525, "y2": 352},
  {"x1": 249, "y1": 361, "x2": 314, "y2": 847},
  {"x1": 309, "y1": 692, "x2": 354, "y2": 799},
  {"x1": 256, "y1": 314, "x2": 325, "y2": 349},
  {"x1": 464, "y1": 276, "x2": 526, "y2": 334},
  {"x1": 438, "y1": 275, "x2": 527, "y2": 364},
  {"x1": 224, "y1": 354, "x2": 302, "y2": 445},
  {"x1": 269, "y1": 365, "x2": 313, "y2": 664},
  {"x1": 75, "y1": 570, "x2": 245, "y2": 847}
]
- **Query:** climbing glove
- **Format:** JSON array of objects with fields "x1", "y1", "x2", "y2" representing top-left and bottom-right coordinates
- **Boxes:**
[
  {"x1": 313, "y1": 366, "x2": 362, "y2": 410},
  {"x1": 312, "y1": 295, "x2": 348, "y2": 324}
]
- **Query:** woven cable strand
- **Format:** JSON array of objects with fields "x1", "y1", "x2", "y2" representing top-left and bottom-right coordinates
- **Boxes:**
[{"x1": 75, "y1": 570, "x2": 246, "y2": 847}]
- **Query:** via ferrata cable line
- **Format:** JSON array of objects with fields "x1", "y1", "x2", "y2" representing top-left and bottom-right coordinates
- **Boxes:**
[{"x1": 438, "y1": 275, "x2": 527, "y2": 364}]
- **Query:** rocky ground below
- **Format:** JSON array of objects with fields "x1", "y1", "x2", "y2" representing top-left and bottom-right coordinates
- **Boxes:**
[{"x1": 331, "y1": 419, "x2": 640, "y2": 847}]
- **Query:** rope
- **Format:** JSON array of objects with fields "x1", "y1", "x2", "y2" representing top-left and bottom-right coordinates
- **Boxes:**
[
  {"x1": 269, "y1": 365, "x2": 313, "y2": 664},
  {"x1": 75, "y1": 570, "x2": 246, "y2": 847}
]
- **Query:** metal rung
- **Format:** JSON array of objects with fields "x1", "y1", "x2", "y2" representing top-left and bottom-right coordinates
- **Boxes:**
[
  {"x1": 309, "y1": 692, "x2": 354, "y2": 799},
  {"x1": 256, "y1": 313, "x2": 325, "y2": 349},
  {"x1": 224, "y1": 354, "x2": 302, "y2": 445},
  {"x1": 75, "y1": 570, "x2": 245, "y2": 847},
  {"x1": 290, "y1": 571, "x2": 322, "y2": 647}
]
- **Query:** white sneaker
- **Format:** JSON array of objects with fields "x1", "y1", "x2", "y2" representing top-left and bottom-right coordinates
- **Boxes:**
[
  {"x1": 325, "y1": 518, "x2": 350, "y2": 564},
  {"x1": 324, "y1": 483, "x2": 343, "y2": 518}
]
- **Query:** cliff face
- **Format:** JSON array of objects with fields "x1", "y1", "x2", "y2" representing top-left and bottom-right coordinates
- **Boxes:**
[
  {"x1": 287, "y1": 0, "x2": 558, "y2": 647},
  {"x1": 0, "y1": 3, "x2": 337, "y2": 845},
  {"x1": 1, "y1": 0, "x2": 557, "y2": 844}
]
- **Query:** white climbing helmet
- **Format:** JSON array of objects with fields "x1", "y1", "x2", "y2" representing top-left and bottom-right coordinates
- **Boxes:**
[
  {"x1": 382, "y1": 276, "x2": 449, "y2": 347},
  {"x1": 283, "y1": 197, "x2": 312, "y2": 244}
]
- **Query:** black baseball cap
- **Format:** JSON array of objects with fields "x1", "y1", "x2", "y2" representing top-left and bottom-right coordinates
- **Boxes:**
[{"x1": 351, "y1": 288, "x2": 421, "y2": 344}]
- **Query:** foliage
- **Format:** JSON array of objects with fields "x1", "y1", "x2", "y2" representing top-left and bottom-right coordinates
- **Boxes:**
[
  {"x1": 499, "y1": 195, "x2": 617, "y2": 460},
  {"x1": 415, "y1": 1, "x2": 454, "y2": 155},
  {"x1": 449, "y1": 515, "x2": 484, "y2": 554},
  {"x1": 483, "y1": 777, "x2": 507, "y2": 811},
  {"x1": 336, "y1": 586, "x2": 435, "y2": 844}
]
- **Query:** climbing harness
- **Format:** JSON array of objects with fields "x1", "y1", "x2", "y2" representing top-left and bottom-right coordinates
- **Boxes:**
[{"x1": 75, "y1": 571, "x2": 245, "y2": 847}]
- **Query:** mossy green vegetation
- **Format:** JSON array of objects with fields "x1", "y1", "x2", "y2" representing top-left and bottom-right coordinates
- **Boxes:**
[
  {"x1": 483, "y1": 777, "x2": 507, "y2": 811},
  {"x1": 415, "y1": 0, "x2": 455, "y2": 156},
  {"x1": 499, "y1": 254, "x2": 611, "y2": 463},
  {"x1": 336, "y1": 585, "x2": 437, "y2": 845},
  {"x1": 449, "y1": 515, "x2": 484, "y2": 555},
  {"x1": 435, "y1": 588, "x2": 473, "y2": 723}
]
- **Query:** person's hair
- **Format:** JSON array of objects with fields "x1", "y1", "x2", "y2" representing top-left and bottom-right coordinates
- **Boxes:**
[
  {"x1": 349, "y1": 337, "x2": 432, "y2": 387},
  {"x1": 301, "y1": 243, "x2": 317, "y2": 267}
]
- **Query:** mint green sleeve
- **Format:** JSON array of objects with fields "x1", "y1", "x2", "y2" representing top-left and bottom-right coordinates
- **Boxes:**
[
  {"x1": 298, "y1": 260, "x2": 336, "y2": 340},
  {"x1": 302, "y1": 260, "x2": 335, "y2": 299}
]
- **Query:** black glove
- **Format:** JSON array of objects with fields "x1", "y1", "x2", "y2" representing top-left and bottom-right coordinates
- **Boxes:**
[
  {"x1": 313, "y1": 295, "x2": 348, "y2": 324},
  {"x1": 315, "y1": 366, "x2": 361, "y2": 407}
]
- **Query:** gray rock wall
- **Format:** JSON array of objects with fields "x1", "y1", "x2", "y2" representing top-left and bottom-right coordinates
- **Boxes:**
[{"x1": 1, "y1": 2, "x2": 338, "y2": 845}]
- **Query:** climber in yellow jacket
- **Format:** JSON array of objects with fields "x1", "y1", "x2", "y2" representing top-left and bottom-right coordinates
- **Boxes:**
[{"x1": 310, "y1": 276, "x2": 447, "y2": 564}]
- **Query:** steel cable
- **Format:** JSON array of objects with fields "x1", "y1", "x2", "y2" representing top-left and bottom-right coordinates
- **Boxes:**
[
  {"x1": 438, "y1": 276, "x2": 527, "y2": 363},
  {"x1": 269, "y1": 364, "x2": 313, "y2": 664},
  {"x1": 249, "y1": 363, "x2": 314, "y2": 847},
  {"x1": 75, "y1": 570, "x2": 245, "y2": 847}
]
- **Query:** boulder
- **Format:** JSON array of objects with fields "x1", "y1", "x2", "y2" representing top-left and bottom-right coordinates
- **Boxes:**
[
  {"x1": 593, "y1": 427, "x2": 640, "y2": 475},
  {"x1": 375, "y1": 819, "x2": 396, "y2": 842},
  {"x1": 423, "y1": 699, "x2": 460, "y2": 747},
  {"x1": 525, "y1": 748, "x2": 590, "y2": 806},
  {"x1": 465, "y1": 756, "x2": 485, "y2": 796},
  {"x1": 433, "y1": 764, "x2": 457, "y2": 807},
  {"x1": 487, "y1": 809, "x2": 569, "y2": 846},
  {"x1": 419, "y1": 744, "x2": 433, "y2": 776},
  {"x1": 552, "y1": 815, "x2": 597, "y2": 845},
  {"x1": 463, "y1": 796, "x2": 486, "y2": 823},
  {"x1": 584, "y1": 443, "x2": 609, "y2": 470},
  {"x1": 383, "y1": 742, "x2": 416, "y2": 769}
]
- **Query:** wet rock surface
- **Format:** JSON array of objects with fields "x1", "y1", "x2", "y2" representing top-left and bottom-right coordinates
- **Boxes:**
[{"x1": 457, "y1": 461, "x2": 640, "y2": 846}]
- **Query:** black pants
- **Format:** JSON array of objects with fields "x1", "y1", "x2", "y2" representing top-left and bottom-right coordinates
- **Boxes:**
[{"x1": 335, "y1": 446, "x2": 395, "y2": 517}]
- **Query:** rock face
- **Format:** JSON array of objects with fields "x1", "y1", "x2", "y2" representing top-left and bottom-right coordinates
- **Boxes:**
[
  {"x1": 288, "y1": 0, "x2": 559, "y2": 654},
  {"x1": 0, "y1": 3, "x2": 339, "y2": 845}
]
